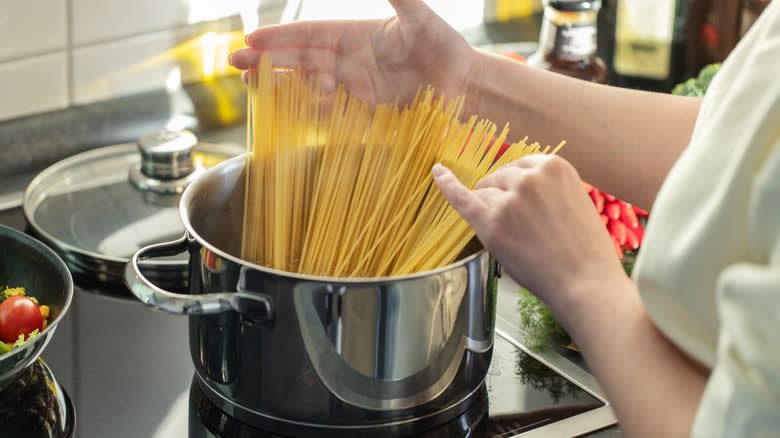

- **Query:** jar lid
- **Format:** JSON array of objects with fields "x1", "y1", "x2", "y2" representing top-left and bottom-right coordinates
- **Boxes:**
[
  {"x1": 23, "y1": 130, "x2": 244, "y2": 293},
  {"x1": 547, "y1": 0, "x2": 601, "y2": 12}
]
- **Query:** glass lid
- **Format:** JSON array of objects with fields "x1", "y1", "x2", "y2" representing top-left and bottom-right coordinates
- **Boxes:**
[{"x1": 23, "y1": 130, "x2": 244, "y2": 290}]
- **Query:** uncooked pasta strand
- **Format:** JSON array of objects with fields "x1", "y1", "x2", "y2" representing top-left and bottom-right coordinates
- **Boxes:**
[{"x1": 241, "y1": 52, "x2": 564, "y2": 277}]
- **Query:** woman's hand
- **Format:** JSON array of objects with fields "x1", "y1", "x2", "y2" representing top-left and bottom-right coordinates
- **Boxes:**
[
  {"x1": 229, "y1": 0, "x2": 482, "y2": 114},
  {"x1": 432, "y1": 154, "x2": 626, "y2": 310}
]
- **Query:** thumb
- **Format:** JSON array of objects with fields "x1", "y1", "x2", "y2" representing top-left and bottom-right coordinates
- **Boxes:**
[
  {"x1": 387, "y1": 0, "x2": 436, "y2": 26},
  {"x1": 432, "y1": 163, "x2": 489, "y2": 226}
]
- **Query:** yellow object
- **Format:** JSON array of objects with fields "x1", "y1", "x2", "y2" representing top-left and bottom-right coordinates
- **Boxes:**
[
  {"x1": 242, "y1": 53, "x2": 564, "y2": 277},
  {"x1": 495, "y1": 0, "x2": 540, "y2": 21},
  {"x1": 613, "y1": 0, "x2": 677, "y2": 79}
]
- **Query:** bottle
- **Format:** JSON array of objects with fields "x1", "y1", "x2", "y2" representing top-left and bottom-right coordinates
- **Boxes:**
[
  {"x1": 598, "y1": 0, "x2": 690, "y2": 92},
  {"x1": 526, "y1": 0, "x2": 608, "y2": 83},
  {"x1": 684, "y1": 0, "x2": 771, "y2": 75}
]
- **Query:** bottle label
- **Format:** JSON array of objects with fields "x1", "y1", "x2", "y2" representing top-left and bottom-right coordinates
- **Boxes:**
[
  {"x1": 542, "y1": 22, "x2": 597, "y2": 60},
  {"x1": 614, "y1": 0, "x2": 676, "y2": 79}
]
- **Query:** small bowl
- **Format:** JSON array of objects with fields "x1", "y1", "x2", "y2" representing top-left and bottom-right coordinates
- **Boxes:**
[{"x1": 0, "y1": 224, "x2": 73, "y2": 390}]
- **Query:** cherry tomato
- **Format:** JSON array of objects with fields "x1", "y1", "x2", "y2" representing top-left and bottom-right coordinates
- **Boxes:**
[
  {"x1": 620, "y1": 202, "x2": 639, "y2": 228},
  {"x1": 624, "y1": 227, "x2": 640, "y2": 250},
  {"x1": 632, "y1": 205, "x2": 649, "y2": 217},
  {"x1": 608, "y1": 219, "x2": 627, "y2": 246},
  {"x1": 605, "y1": 201, "x2": 622, "y2": 221},
  {"x1": 590, "y1": 190, "x2": 605, "y2": 213},
  {"x1": 0, "y1": 296, "x2": 44, "y2": 344}
]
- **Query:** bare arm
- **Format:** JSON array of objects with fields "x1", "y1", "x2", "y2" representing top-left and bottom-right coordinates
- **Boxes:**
[
  {"x1": 230, "y1": 0, "x2": 699, "y2": 210},
  {"x1": 465, "y1": 50, "x2": 702, "y2": 210},
  {"x1": 556, "y1": 270, "x2": 708, "y2": 438},
  {"x1": 432, "y1": 156, "x2": 709, "y2": 438}
]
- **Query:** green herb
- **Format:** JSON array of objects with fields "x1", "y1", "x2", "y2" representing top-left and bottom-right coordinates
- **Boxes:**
[
  {"x1": 517, "y1": 252, "x2": 637, "y2": 352},
  {"x1": 0, "y1": 286, "x2": 26, "y2": 305},
  {"x1": 671, "y1": 63, "x2": 722, "y2": 97},
  {"x1": 518, "y1": 288, "x2": 567, "y2": 351}
]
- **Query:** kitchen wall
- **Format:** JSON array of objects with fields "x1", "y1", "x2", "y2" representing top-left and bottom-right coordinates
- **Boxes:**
[{"x1": 0, "y1": 0, "x2": 288, "y2": 122}]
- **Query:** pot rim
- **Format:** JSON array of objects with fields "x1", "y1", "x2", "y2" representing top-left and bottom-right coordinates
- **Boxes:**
[{"x1": 179, "y1": 154, "x2": 488, "y2": 284}]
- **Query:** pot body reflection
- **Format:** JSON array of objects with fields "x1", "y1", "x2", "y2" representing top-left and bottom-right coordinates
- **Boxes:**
[{"x1": 127, "y1": 155, "x2": 498, "y2": 432}]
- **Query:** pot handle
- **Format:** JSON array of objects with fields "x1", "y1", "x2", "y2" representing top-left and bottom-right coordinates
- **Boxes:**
[{"x1": 124, "y1": 235, "x2": 273, "y2": 322}]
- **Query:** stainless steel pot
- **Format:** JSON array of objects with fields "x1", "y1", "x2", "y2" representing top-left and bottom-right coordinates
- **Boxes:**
[{"x1": 125, "y1": 154, "x2": 498, "y2": 436}]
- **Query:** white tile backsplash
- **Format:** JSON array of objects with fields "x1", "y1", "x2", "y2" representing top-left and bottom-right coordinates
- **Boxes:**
[
  {"x1": 0, "y1": 0, "x2": 67, "y2": 62},
  {"x1": 0, "y1": 0, "x2": 288, "y2": 121},
  {"x1": 72, "y1": 0, "x2": 190, "y2": 45},
  {"x1": 0, "y1": 52, "x2": 68, "y2": 121},
  {"x1": 72, "y1": 19, "x2": 243, "y2": 105},
  {"x1": 72, "y1": 0, "x2": 264, "y2": 45}
]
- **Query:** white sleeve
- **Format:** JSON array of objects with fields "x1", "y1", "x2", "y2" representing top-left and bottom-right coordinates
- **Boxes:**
[{"x1": 691, "y1": 138, "x2": 780, "y2": 437}]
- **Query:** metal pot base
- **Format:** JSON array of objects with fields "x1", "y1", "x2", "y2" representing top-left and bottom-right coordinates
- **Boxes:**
[{"x1": 192, "y1": 372, "x2": 488, "y2": 437}]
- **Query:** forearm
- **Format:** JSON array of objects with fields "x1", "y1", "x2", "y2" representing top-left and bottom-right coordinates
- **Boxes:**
[
  {"x1": 551, "y1": 274, "x2": 708, "y2": 438},
  {"x1": 466, "y1": 50, "x2": 701, "y2": 210}
]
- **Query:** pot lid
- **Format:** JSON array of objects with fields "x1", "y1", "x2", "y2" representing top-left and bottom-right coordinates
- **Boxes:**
[{"x1": 23, "y1": 129, "x2": 244, "y2": 293}]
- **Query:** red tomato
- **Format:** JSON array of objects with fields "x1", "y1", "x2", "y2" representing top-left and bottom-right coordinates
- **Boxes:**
[
  {"x1": 624, "y1": 227, "x2": 640, "y2": 250},
  {"x1": 0, "y1": 296, "x2": 44, "y2": 343},
  {"x1": 605, "y1": 201, "x2": 622, "y2": 221},
  {"x1": 620, "y1": 202, "x2": 639, "y2": 228},
  {"x1": 590, "y1": 190, "x2": 605, "y2": 213},
  {"x1": 608, "y1": 219, "x2": 627, "y2": 246},
  {"x1": 632, "y1": 205, "x2": 649, "y2": 217}
]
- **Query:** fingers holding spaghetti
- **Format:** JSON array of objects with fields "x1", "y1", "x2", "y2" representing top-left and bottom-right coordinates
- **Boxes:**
[
  {"x1": 432, "y1": 163, "x2": 490, "y2": 228},
  {"x1": 475, "y1": 153, "x2": 556, "y2": 191}
]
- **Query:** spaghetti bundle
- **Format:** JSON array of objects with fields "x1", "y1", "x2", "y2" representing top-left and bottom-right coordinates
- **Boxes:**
[{"x1": 241, "y1": 53, "x2": 564, "y2": 277}]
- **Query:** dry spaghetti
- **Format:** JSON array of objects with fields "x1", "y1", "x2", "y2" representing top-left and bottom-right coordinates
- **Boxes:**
[{"x1": 241, "y1": 53, "x2": 564, "y2": 277}]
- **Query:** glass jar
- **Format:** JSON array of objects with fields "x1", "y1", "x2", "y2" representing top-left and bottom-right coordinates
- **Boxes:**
[{"x1": 526, "y1": 0, "x2": 608, "y2": 83}]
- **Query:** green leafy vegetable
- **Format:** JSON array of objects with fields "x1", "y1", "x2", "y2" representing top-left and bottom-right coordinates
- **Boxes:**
[
  {"x1": 671, "y1": 63, "x2": 722, "y2": 97},
  {"x1": 518, "y1": 288, "x2": 567, "y2": 351},
  {"x1": 517, "y1": 252, "x2": 637, "y2": 352}
]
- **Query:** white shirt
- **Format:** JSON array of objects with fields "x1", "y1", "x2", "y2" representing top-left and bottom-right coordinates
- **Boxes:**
[{"x1": 633, "y1": 1, "x2": 780, "y2": 436}]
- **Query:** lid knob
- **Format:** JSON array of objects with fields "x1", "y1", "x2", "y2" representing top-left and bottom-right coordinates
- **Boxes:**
[
  {"x1": 130, "y1": 130, "x2": 203, "y2": 195},
  {"x1": 137, "y1": 130, "x2": 198, "y2": 179}
]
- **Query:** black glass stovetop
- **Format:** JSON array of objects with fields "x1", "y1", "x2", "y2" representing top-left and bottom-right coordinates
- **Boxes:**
[{"x1": 0, "y1": 206, "x2": 608, "y2": 438}]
